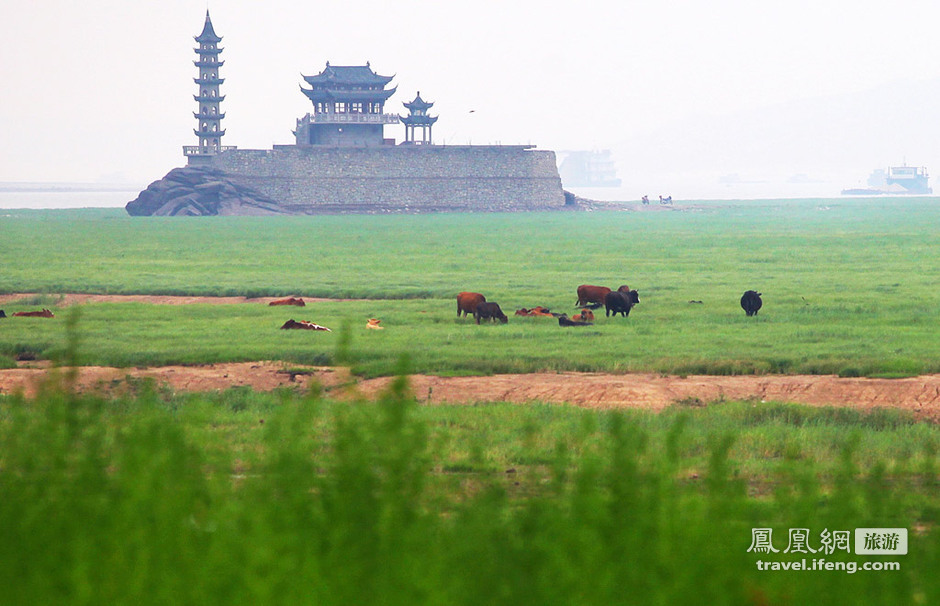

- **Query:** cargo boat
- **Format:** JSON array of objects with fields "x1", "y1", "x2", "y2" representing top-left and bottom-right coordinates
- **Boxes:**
[{"x1": 842, "y1": 165, "x2": 932, "y2": 195}]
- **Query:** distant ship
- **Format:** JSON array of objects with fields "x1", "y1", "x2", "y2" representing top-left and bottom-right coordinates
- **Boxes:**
[
  {"x1": 558, "y1": 150, "x2": 622, "y2": 188},
  {"x1": 841, "y1": 165, "x2": 933, "y2": 195}
]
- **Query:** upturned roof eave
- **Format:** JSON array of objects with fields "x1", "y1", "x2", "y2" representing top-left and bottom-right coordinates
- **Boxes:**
[
  {"x1": 301, "y1": 85, "x2": 398, "y2": 103},
  {"x1": 301, "y1": 64, "x2": 394, "y2": 87},
  {"x1": 195, "y1": 10, "x2": 223, "y2": 44}
]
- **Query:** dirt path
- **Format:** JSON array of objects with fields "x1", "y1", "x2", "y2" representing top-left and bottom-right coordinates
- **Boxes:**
[
  {"x1": 2, "y1": 362, "x2": 938, "y2": 422},
  {"x1": 0, "y1": 293, "x2": 355, "y2": 306}
]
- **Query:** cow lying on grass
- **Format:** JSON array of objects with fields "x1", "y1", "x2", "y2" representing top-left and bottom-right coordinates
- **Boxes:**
[
  {"x1": 515, "y1": 306, "x2": 554, "y2": 317},
  {"x1": 269, "y1": 297, "x2": 306, "y2": 307},
  {"x1": 280, "y1": 319, "x2": 331, "y2": 331},
  {"x1": 12, "y1": 309, "x2": 54, "y2": 318},
  {"x1": 572, "y1": 309, "x2": 595, "y2": 322},
  {"x1": 558, "y1": 314, "x2": 593, "y2": 327}
]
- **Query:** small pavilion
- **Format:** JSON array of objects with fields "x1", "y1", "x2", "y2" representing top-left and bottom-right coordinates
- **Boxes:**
[{"x1": 400, "y1": 92, "x2": 438, "y2": 145}]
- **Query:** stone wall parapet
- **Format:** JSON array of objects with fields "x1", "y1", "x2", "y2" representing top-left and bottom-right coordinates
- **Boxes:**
[{"x1": 198, "y1": 145, "x2": 566, "y2": 210}]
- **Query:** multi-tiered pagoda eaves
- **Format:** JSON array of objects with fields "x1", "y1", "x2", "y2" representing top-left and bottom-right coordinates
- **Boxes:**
[
  {"x1": 184, "y1": 11, "x2": 236, "y2": 160},
  {"x1": 294, "y1": 63, "x2": 401, "y2": 147}
]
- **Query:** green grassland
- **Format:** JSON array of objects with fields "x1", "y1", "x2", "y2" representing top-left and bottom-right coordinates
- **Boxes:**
[
  {"x1": 1, "y1": 198, "x2": 938, "y2": 376},
  {"x1": 3, "y1": 201, "x2": 940, "y2": 603}
]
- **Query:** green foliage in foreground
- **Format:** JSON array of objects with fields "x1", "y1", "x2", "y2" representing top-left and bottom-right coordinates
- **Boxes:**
[{"x1": 1, "y1": 378, "x2": 937, "y2": 604}]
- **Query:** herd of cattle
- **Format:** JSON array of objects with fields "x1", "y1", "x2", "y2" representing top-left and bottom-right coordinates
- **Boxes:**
[
  {"x1": 457, "y1": 285, "x2": 641, "y2": 327},
  {"x1": 457, "y1": 285, "x2": 763, "y2": 327},
  {"x1": 0, "y1": 289, "x2": 763, "y2": 330}
]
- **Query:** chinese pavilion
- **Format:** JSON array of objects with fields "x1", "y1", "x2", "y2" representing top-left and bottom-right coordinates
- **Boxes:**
[
  {"x1": 146, "y1": 12, "x2": 567, "y2": 216},
  {"x1": 400, "y1": 92, "x2": 438, "y2": 145},
  {"x1": 183, "y1": 11, "x2": 234, "y2": 160},
  {"x1": 294, "y1": 62, "x2": 401, "y2": 147}
]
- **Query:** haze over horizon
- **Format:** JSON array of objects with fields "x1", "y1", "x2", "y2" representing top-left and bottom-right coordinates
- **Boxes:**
[{"x1": 2, "y1": 0, "x2": 940, "y2": 202}]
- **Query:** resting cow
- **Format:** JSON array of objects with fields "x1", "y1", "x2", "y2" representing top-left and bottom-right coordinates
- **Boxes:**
[
  {"x1": 515, "y1": 306, "x2": 554, "y2": 317},
  {"x1": 269, "y1": 297, "x2": 306, "y2": 307},
  {"x1": 605, "y1": 289, "x2": 640, "y2": 317},
  {"x1": 572, "y1": 309, "x2": 595, "y2": 322},
  {"x1": 280, "y1": 319, "x2": 331, "y2": 331},
  {"x1": 474, "y1": 301, "x2": 508, "y2": 324},
  {"x1": 366, "y1": 318, "x2": 384, "y2": 330},
  {"x1": 740, "y1": 290, "x2": 763, "y2": 316},
  {"x1": 558, "y1": 314, "x2": 593, "y2": 327},
  {"x1": 457, "y1": 292, "x2": 486, "y2": 318},
  {"x1": 12, "y1": 309, "x2": 54, "y2": 318},
  {"x1": 0, "y1": 310, "x2": 5, "y2": 319}
]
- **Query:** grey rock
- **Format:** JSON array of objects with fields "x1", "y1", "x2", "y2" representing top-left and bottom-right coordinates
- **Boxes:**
[{"x1": 126, "y1": 166, "x2": 290, "y2": 216}]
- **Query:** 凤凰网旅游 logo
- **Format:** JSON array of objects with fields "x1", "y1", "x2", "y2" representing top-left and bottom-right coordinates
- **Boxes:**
[{"x1": 747, "y1": 528, "x2": 907, "y2": 555}]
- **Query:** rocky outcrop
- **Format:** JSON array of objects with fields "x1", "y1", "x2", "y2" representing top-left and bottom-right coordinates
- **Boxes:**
[{"x1": 125, "y1": 166, "x2": 290, "y2": 216}]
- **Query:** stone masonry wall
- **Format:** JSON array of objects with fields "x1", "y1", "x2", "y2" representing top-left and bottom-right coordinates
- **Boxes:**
[{"x1": 197, "y1": 145, "x2": 566, "y2": 212}]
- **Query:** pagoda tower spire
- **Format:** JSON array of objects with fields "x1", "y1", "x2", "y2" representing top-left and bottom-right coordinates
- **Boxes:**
[{"x1": 184, "y1": 11, "x2": 232, "y2": 160}]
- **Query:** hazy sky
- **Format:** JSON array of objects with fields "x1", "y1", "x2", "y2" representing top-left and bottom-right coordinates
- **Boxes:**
[{"x1": 2, "y1": 0, "x2": 940, "y2": 198}]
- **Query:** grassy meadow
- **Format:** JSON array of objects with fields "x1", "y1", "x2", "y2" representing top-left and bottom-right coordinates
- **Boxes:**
[
  {"x1": 1, "y1": 198, "x2": 938, "y2": 377},
  {"x1": 2, "y1": 199, "x2": 940, "y2": 603}
]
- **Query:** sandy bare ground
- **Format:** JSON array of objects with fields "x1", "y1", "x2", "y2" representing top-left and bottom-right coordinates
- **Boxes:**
[
  {"x1": 2, "y1": 362, "x2": 939, "y2": 422},
  {"x1": 0, "y1": 293, "x2": 353, "y2": 306},
  {"x1": 0, "y1": 362, "x2": 353, "y2": 398}
]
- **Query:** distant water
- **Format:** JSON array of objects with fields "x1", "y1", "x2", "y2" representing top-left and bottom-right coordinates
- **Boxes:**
[
  {"x1": 0, "y1": 181, "x2": 928, "y2": 210},
  {"x1": 0, "y1": 185, "x2": 140, "y2": 209},
  {"x1": 565, "y1": 179, "x2": 848, "y2": 203}
]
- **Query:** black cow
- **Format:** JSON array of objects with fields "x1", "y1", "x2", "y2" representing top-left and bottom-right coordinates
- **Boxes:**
[
  {"x1": 0, "y1": 310, "x2": 5, "y2": 319},
  {"x1": 605, "y1": 289, "x2": 640, "y2": 317},
  {"x1": 558, "y1": 314, "x2": 593, "y2": 327},
  {"x1": 741, "y1": 290, "x2": 763, "y2": 316},
  {"x1": 474, "y1": 301, "x2": 508, "y2": 324}
]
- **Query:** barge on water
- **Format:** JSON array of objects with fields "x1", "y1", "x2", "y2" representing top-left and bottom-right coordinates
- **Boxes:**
[{"x1": 842, "y1": 165, "x2": 933, "y2": 195}]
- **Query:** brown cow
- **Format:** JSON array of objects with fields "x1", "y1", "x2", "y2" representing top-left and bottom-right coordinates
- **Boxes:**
[
  {"x1": 457, "y1": 292, "x2": 486, "y2": 318},
  {"x1": 269, "y1": 297, "x2": 306, "y2": 307},
  {"x1": 515, "y1": 306, "x2": 554, "y2": 317},
  {"x1": 575, "y1": 285, "x2": 611, "y2": 307},
  {"x1": 572, "y1": 309, "x2": 595, "y2": 322},
  {"x1": 280, "y1": 319, "x2": 331, "y2": 331},
  {"x1": 12, "y1": 309, "x2": 54, "y2": 318}
]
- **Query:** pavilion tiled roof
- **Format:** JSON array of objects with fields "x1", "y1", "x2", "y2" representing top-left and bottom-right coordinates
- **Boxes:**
[
  {"x1": 302, "y1": 63, "x2": 394, "y2": 87},
  {"x1": 403, "y1": 92, "x2": 434, "y2": 111},
  {"x1": 301, "y1": 86, "x2": 398, "y2": 104}
]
